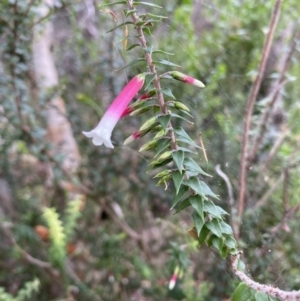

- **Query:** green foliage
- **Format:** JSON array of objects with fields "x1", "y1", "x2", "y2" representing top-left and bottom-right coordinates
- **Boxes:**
[
  {"x1": 43, "y1": 208, "x2": 66, "y2": 266},
  {"x1": 0, "y1": 278, "x2": 39, "y2": 301}
]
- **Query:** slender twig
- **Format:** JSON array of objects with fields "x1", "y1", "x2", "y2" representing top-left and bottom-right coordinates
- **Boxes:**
[
  {"x1": 238, "y1": 0, "x2": 282, "y2": 222},
  {"x1": 127, "y1": 0, "x2": 178, "y2": 151},
  {"x1": 253, "y1": 173, "x2": 284, "y2": 212},
  {"x1": 215, "y1": 164, "x2": 238, "y2": 239},
  {"x1": 231, "y1": 254, "x2": 300, "y2": 301},
  {"x1": 248, "y1": 27, "x2": 300, "y2": 163}
]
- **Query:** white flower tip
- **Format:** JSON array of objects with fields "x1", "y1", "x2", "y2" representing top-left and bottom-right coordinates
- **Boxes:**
[
  {"x1": 82, "y1": 129, "x2": 114, "y2": 149},
  {"x1": 169, "y1": 279, "x2": 176, "y2": 290},
  {"x1": 194, "y1": 79, "x2": 205, "y2": 88}
]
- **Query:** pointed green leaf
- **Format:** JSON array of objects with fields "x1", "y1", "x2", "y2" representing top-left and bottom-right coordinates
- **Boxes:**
[
  {"x1": 221, "y1": 245, "x2": 228, "y2": 258},
  {"x1": 107, "y1": 21, "x2": 134, "y2": 33},
  {"x1": 203, "y1": 200, "x2": 228, "y2": 217},
  {"x1": 175, "y1": 197, "x2": 191, "y2": 214},
  {"x1": 177, "y1": 147, "x2": 197, "y2": 154},
  {"x1": 184, "y1": 158, "x2": 212, "y2": 177},
  {"x1": 185, "y1": 177, "x2": 218, "y2": 199},
  {"x1": 224, "y1": 236, "x2": 236, "y2": 249},
  {"x1": 255, "y1": 292, "x2": 269, "y2": 301},
  {"x1": 126, "y1": 43, "x2": 141, "y2": 51},
  {"x1": 206, "y1": 219, "x2": 222, "y2": 237},
  {"x1": 118, "y1": 58, "x2": 145, "y2": 71},
  {"x1": 144, "y1": 73, "x2": 156, "y2": 90},
  {"x1": 170, "y1": 113, "x2": 194, "y2": 125},
  {"x1": 160, "y1": 88, "x2": 175, "y2": 99},
  {"x1": 147, "y1": 13, "x2": 168, "y2": 19},
  {"x1": 173, "y1": 127, "x2": 200, "y2": 148},
  {"x1": 152, "y1": 50, "x2": 174, "y2": 55},
  {"x1": 192, "y1": 211, "x2": 204, "y2": 236},
  {"x1": 212, "y1": 236, "x2": 224, "y2": 252},
  {"x1": 155, "y1": 138, "x2": 170, "y2": 157},
  {"x1": 142, "y1": 27, "x2": 152, "y2": 36},
  {"x1": 172, "y1": 150, "x2": 184, "y2": 174},
  {"x1": 153, "y1": 59, "x2": 180, "y2": 67},
  {"x1": 171, "y1": 185, "x2": 189, "y2": 209},
  {"x1": 198, "y1": 225, "x2": 210, "y2": 245},
  {"x1": 158, "y1": 114, "x2": 171, "y2": 131},
  {"x1": 99, "y1": 1, "x2": 126, "y2": 8},
  {"x1": 172, "y1": 170, "x2": 184, "y2": 194},
  {"x1": 220, "y1": 221, "x2": 233, "y2": 235},
  {"x1": 232, "y1": 283, "x2": 253, "y2": 301},
  {"x1": 189, "y1": 195, "x2": 204, "y2": 220},
  {"x1": 133, "y1": 1, "x2": 162, "y2": 8}
]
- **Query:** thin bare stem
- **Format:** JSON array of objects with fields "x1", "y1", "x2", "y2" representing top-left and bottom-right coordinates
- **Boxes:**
[
  {"x1": 248, "y1": 27, "x2": 300, "y2": 163},
  {"x1": 215, "y1": 164, "x2": 238, "y2": 240},
  {"x1": 238, "y1": 0, "x2": 282, "y2": 221}
]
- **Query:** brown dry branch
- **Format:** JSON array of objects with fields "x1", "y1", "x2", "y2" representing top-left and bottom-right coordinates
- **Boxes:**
[
  {"x1": 231, "y1": 254, "x2": 300, "y2": 301},
  {"x1": 248, "y1": 27, "x2": 300, "y2": 163},
  {"x1": 238, "y1": 0, "x2": 283, "y2": 227}
]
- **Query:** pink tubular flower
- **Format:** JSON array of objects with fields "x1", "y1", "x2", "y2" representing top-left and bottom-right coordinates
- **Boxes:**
[
  {"x1": 83, "y1": 74, "x2": 145, "y2": 148},
  {"x1": 170, "y1": 71, "x2": 205, "y2": 88}
]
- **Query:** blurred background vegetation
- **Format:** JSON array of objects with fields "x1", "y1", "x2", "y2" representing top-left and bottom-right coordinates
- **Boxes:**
[{"x1": 0, "y1": 0, "x2": 300, "y2": 300}]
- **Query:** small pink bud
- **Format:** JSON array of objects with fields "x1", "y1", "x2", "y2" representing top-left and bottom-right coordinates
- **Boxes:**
[
  {"x1": 170, "y1": 71, "x2": 205, "y2": 88},
  {"x1": 83, "y1": 74, "x2": 145, "y2": 148},
  {"x1": 168, "y1": 273, "x2": 178, "y2": 290}
]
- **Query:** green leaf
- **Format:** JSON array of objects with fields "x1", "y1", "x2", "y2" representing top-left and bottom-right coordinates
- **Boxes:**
[
  {"x1": 107, "y1": 21, "x2": 134, "y2": 33},
  {"x1": 160, "y1": 88, "x2": 175, "y2": 99},
  {"x1": 172, "y1": 150, "x2": 184, "y2": 174},
  {"x1": 206, "y1": 219, "x2": 222, "y2": 237},
  {"x1": 142, "y1": 27, "x2": 152, "y2": 36},
  {"x1": 117, "y1": 58, "x2": 145, "y2": 71},
  {"x1": 220, "y1": 221, "x2": 233, "y2": 235},
  {"x1": 189, "y1": 195, "x2": 204, "y2": 220},
  {"x1": 126, "y1": 43, "x2": 140, "y2": 51},
  {"x1": 198, "y1": 225, "x2": 210, "y2": 245},
  {"x1": 153, "y1": 59, "x2": 180, "y2": 67},
  {"x1": 147, "y1": 13, "x2": 168, "y2": 19},
  {"x1": 124, "y1": 9, "x2": 137, "y2": 17},
  {"x1": 232, "y1": 283, "x2": 253, "y2": 301},
  {"x1": 171, "y1": 185, "x2": 189, "y2": 209},
  {"x1": 192, "y1": 211, "x2": 204, "y2": 236},
  {"x1": 184, "y1": 158, "x2": 212, "y2": 177},
  {"x1": 99, "y1": 1, "x2": 126, "y2": 8},
  {"x1": 254, "y1": 291, "x2": 269, "y2": 301},
  {"x1": 152, "y1": 50, "x2": 174, "y2": 55},
  {"x1": 158, "y1": 114, "x2": 171, "y2": 131},
  {"x1": 221, "y1": 246, "x2": 228, "y2": 258},
  {"x1": 173, "y1": 127, "x2": 200, "y2": 148},
  {"x1": 185, "y1": 177, "x2": 218, "y2": 199},
  {"x1": 144, "y1": 73, "x2": 156, "y2": 90},
  {"x1": 175, "y1": 197, "x2": 191, "y2": 213},
  {"x1": 170, "y1": 113, "x2": 194, "y2": 125},
  {"x1": 203, "y1": 200, "x2": 227, "y2": 217},
  {"x1": 177, "y1": 147, "x2": 197, "y2": 154},
  {"x1": 224, "y1": 236, "x2": 236, "y2": 249},
  {"x1": 172, "y1": 170, "x2": 184, "y2": 194},
  {"x1": 211, "y1": 236, "x2": 224, "y2": 252},
  {"x1": 133, "y1": 1, "x2": 162, "y2": 8},
  {"x1": 155, "y1": 138, "x2": 170, "y2": 157}
]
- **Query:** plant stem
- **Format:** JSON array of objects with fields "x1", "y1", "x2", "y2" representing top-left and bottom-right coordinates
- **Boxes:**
[
  {"x1": 238, "y1": 0, "x2": 282, "y2": 230},
  {"x1": 127, "y1": 1, "x2": 178, "y2": 150}
]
